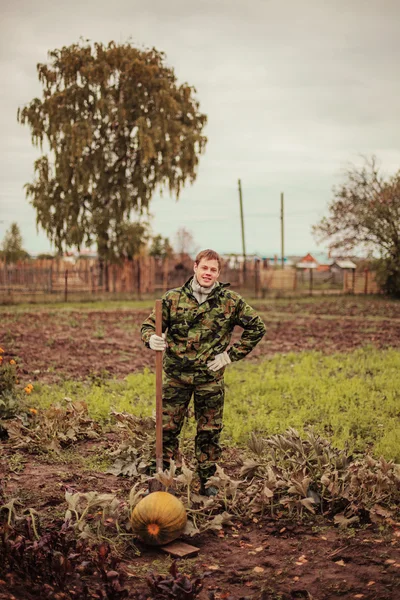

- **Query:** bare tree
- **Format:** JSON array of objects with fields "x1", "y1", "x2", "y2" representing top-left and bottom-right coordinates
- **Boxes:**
[
  {"x1": 313, "y1": 157, "x2": 400, "y2": 297},
  {"x1": 174, "y1": 227, "x2": 197, "y2": 260}
]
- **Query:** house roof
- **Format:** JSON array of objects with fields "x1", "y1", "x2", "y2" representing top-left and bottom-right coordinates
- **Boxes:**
[
  {"x1": 296, "y1": 252, "x2": 325, "y2": 269},
  {"x1": 296, "y1": 260, "x2": 319, "y2": 269},
  {"x1": 333, "y1": 259, "x2": 357, "y2": 269}
]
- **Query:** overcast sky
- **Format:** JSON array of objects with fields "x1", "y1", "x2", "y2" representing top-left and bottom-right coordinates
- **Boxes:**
[{"x1": 1, "y1": 0, "x2": 400, "y2": 257}]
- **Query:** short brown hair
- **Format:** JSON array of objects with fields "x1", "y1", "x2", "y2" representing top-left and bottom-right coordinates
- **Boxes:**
[{"x1": 194, "y1": 249, "x2": 221, "y2": 270}]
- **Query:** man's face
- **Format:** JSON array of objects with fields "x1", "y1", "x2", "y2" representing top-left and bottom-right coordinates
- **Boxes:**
[{"x1": 194, "y1": 258, "x2": 220, "y2": 287}]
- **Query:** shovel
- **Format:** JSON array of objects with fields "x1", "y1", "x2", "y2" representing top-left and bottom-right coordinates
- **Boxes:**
[
  {"x1": 148, "y1": 299, "x2": 164, "y2": 493},
  {"x1": 146, "y1": 301, "x2": 200, "y2": 558}
]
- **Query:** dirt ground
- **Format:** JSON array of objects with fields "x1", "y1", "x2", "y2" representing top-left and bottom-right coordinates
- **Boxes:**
[
  {"x1": 1, "y1": 298, "x2": 400, "y2": 384},
  {"x1": 1, "y1": 438, "x2": 399, "y2": 600},
  {"x1": 1, "y1": 297, "x2": 400, "y2": 598}
]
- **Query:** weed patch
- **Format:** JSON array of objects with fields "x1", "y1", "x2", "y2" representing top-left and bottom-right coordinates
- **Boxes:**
[{"x1": 29, "y1": 349, "x2": 400, "y2": 460}]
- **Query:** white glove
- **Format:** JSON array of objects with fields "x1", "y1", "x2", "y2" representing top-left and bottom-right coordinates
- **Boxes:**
[
  {"x1": 207, "y1": 351, "x2": 231, "y2": 372},
  {"x1": 149, "y1": 333, "x2": 166, "y2": 351}
]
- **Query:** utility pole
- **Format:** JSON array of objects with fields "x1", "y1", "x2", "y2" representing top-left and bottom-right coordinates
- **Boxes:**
[
  {"x1": 280, "y1": 192, "x2": 284, "y2": 269},
  {"x1": 238, "y1": 179, "x2": 247, "y2": 269}
]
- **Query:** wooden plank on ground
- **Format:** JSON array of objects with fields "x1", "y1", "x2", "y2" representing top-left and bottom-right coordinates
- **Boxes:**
[{"x1": 160, "y1": 541, "x2": 200, "y2": 558}]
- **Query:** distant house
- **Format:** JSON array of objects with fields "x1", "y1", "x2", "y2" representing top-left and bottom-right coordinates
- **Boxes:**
[
  {"x1": 331, "y1": 259, "x2": 357, "y2": 273},
  {"x1": 294, "y1": 253, "x2": 358, "y2": 273},
  {"x1": 62, "y1": 249, "x2": 98, "y2": 263},
  {"x1": 295, "y1": 253, "x2": 321, "y2": 270},
  {"x1": 221, "y1": 253, "x2": 263, "y2": 268}
]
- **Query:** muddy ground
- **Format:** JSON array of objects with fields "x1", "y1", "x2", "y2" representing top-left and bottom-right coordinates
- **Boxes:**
[{"x1": 1, "y1": 297, "x2": 400, "y2": 599}]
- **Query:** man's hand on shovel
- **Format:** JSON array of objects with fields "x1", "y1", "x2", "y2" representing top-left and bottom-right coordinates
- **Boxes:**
[{"x1": 149, "y1": 333, "x2": 167, "y2": 351}]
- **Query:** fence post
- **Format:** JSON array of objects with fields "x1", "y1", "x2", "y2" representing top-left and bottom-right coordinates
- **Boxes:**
[
  {"x1": 364, "y1": 268, "x2": 369, "y2": 295},
  {"x1": 137, "y1": 259, "x2": 142, "y2": 300},
  {"x1": 254, "y1": 259, "x2": 260, "y2": 298},
  {"x1": 163, "y1": 258, "x2": 169, "y2": 292},
  {"x1": 309, "y1": 268, "x2": 313, "y2": 296},
  {"x1": 343, "y1": 270, "x2": 347, "y2": 293},
  {"x1": 293, "y1": 269, "x2": 297, "y2": 291},
  {"x1": 64, "y1": 270, "x2": 68, "y2": 302},
  {"x1": 104, "y1": 262, "x2": 109, "y2": 293},
  {"x1": 112, "y1": 265, "x2": 117, "y2": 294},
  {"x1": 132, "y1": 260, "x2": 135, "y2": 294},
  {"x1": 7, "y1": 265, "x2": 11, "y2": 297},
  {"x1": 352, "y1": 269, "x2": 356, "y2": 294}
]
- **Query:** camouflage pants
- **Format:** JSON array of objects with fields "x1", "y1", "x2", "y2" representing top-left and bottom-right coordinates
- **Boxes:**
[{"x1": 162, "y1": 368, "x2": 225, "y2": 481}]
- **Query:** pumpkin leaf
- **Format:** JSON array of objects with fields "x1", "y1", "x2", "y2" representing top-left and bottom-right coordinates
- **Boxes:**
[
  {"x1": 183, "y1": 519, "x2": 200, "y2": 537},
  {"x1": 263, "y1": 486, "x2": 274, "y2": 499},
  {"x1": 128, "y1": 483, "x2": 144, "y2": 511},
  {"x1": 155, "y1": 460, "x2": 177, "y2": 488},
  {"x1": 65, "y1": 491, "x2": 80, "y2": 511},
  {"x1": 334, "y1": 513, "x2": 360, "y2": 528},
  {"x1": 206, "y1": 511, "x2": 234, "y2": 532},
  {"x1": 300, "y1": 497, "x2": 316, "y2": 513},
  {"x1": 240, "y1": 459, "x2": 261, "y2": 477}
]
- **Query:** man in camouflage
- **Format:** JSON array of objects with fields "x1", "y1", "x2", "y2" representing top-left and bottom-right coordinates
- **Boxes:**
[{"x1": 141, "y1": 249, "x2": 266, "y2": 496}]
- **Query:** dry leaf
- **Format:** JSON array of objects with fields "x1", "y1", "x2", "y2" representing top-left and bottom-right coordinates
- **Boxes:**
[
  {"x1": 385, "y1": 559, "x2": 395, "y2": 564},
  {"x1": 295, "y1": 555, "x2": 308, "y2": 565},
  {"x1": 367, "y1": 581, "x2": 375, "y2": 586},
  {"x1": 253, "y1": 566, "x2": 264, "y2": 573},
  {"x1": 335, "y1": 560, "x2": 346, "y2": 567},
  {"x1": 255, "y1": 546, "x2": 263, "y2": 552}
]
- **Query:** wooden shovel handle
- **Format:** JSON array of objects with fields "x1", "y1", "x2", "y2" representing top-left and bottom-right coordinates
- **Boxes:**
[{"x1": 155, "y1": 299, "x2": 163, "y2": 472}]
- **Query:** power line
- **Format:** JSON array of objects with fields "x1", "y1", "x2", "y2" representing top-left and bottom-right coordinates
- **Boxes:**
[{"x1": 244, "y1": 209, "x2": 322, "y2": 219}]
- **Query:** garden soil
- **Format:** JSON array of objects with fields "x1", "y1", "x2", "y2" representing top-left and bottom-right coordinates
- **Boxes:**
[
  {"x1": 1, "y1": 298, "x2": 400, "y2": 598},
  {"x1": 0, "y1": 438, "x2": 399, "y2": 600},
  {"x1": 1, "y1": 298, "x2": 400, "y2": 384}
]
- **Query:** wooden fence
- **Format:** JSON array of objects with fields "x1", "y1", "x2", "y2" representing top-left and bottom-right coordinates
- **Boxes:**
[
  {"x1": 343, "y1": 269, "x2": 380, "y2": 295},
  {"x1": 260, "y1": 267, "x2": 380, "y2": 295},
  {"x1": 0, "y1": 257, "x2": 381, "y2": 302}
]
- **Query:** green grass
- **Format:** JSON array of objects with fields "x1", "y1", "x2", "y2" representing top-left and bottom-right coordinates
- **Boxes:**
[
  {"x1": 28, "y1": 348, "x2": 400, "y2": 462},
  {"x1": 0, "y1": 299, "x2": 156, "y2": 313},
  {"x1": 1, "y1": 293, "x2": 398, "y2": 316}
]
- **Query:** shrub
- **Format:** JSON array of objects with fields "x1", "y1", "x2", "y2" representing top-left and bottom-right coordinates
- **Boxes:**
[
  {"x1": 0, "y1": 349, "x2": 19, "y2": 420},
  {"x1": 374, "y1": 256, "x2": 400, "y2": 298}
]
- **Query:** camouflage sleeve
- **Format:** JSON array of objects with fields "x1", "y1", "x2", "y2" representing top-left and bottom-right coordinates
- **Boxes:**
[
  {"x1": 141, "y1": 296, "x2": 171, "y2": 348},
  {"x1": 227, "y1": 298, "x2": 266, "y2": 362}
]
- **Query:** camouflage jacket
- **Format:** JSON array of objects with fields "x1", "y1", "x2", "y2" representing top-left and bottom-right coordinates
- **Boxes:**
[{"x1": 141, "y1": 278, "x2": 266, "y2": 373}]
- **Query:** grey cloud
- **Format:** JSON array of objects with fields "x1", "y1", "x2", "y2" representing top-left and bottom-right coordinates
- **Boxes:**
[{"x1": 1, "y1": 0, "x2": 400, "y2": 254}]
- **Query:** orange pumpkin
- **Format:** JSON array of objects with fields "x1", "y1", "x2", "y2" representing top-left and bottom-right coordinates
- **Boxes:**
[{"x1": 131, "y1": 491, "x2": 187, "y2": 546}]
